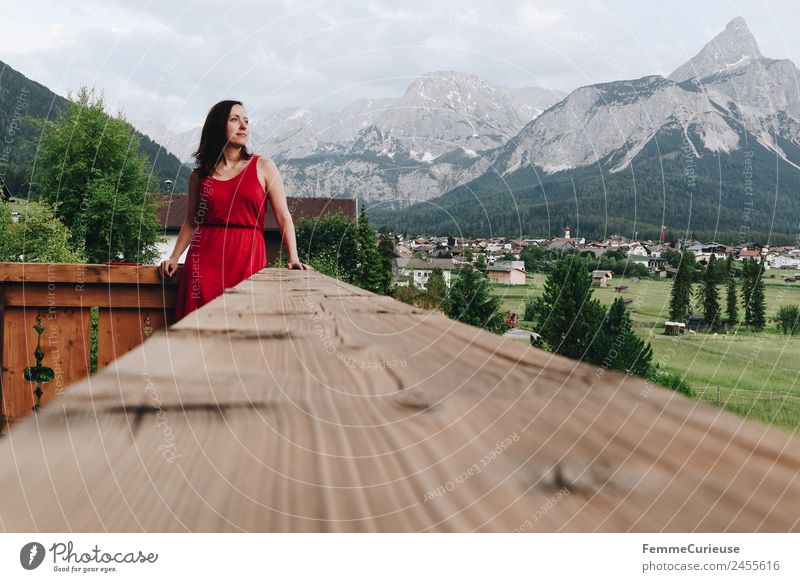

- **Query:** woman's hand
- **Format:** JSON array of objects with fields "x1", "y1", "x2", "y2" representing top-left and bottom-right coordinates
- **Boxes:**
[
  {"x1": 160, "y1": 257, "x2": 178, "y2": 278},
  {"x1": 287, "y1": 258, "x2": 314, "y2": 270}
]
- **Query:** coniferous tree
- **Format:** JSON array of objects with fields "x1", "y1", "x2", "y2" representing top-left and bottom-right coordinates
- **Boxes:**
[
  {"x1": 445, "y1": 264, "x2": 505, "y2": 334},
  {"x1": 376, "y1": 234, "x2": 396, "y2": 295},
  {"x1": 697, "y1": 255, "x2": 721, "y2": 331},
  {"x1": 750, "y1": 261, "x2": 767, "y2": 331},
  {"x1": 422, "y1": 266, "x2": 448, "y2": 311},
  {"x1": 530, "y1": 258, "x2": 606, "y2": 361},
  {"x1": 599, "y1": 297, "x2": 653, "y2": 376},
  {"x1": 741, "y1": 258, "x2": 756, "y2": 325},
  {"x1": 354, "y1": 206, "x2": 383, "y2": 293},
  {"x1": 669, "y1": 251, "x2": 695, "y2": 321},
  {"x1": 725, "y1": 267, "x2": 739, "y2": 327},
  {"x1": 463, "y1": 246, "x2": 474, "y2": 263}
]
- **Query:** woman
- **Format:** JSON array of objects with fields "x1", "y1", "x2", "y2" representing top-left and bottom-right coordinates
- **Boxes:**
[{"x1": 160, "y1": 99, "x2": 313, "y2": 321}]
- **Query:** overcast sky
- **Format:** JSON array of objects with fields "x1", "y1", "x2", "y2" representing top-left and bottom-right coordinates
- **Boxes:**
[{"x1": 2, "y1": 0, "x2": 798, "y2": 132}]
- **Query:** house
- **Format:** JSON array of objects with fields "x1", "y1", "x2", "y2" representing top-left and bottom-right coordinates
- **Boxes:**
[
  {"x1": 628, "y1": 254, "x2": 669, "y2": 271},
  {"x1": 591, "y1": 270, "x2": 613, "y2": 286},
  {"x1": 686, "y1": 243, "x2": 729, "y2": 262},
  {"x1": 157, "y1": 194, "x2": 358, "y2": 265},
  {"x1": 547, "y1": 239, "x2": 577, "y2": 253},
  {"x1": 394, "y1": 257, "x2": 458, "y2": 289},
  {"x1": 627, "y1": 243, "x2": 649, "y2": 257},
  {"x1": 487, "y1": 263, "x2": 526, "y2": 285},
  {"x1": 737, "y1": 249, "x2": 762, "y2": 263},
  {"x1": 768, "y1": 253, "x2": 800, "y2": 270}
]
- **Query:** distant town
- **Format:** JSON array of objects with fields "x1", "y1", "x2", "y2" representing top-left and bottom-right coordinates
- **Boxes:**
[{"x1": 391, "y1": 224, "x2": 798, "y2": 288}]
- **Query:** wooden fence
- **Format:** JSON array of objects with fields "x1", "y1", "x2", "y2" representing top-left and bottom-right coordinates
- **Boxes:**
[
  {"x1": 0, "y1": 263, "x2": 181, "y2": 425},
  {"x1": 0, "y1": 267, "x2": 798, "y2": 531}
]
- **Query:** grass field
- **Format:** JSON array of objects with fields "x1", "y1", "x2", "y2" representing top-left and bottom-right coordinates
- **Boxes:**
[{"x1": 491, "y1": 270, "x2": 800, "y2": 433}]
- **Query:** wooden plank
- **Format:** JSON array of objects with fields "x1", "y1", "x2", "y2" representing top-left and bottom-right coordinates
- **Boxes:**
[
  {"x1": 2, "y1": 282, "x2": 178, "y2": 308},
  {"x1": 1, "y1": 306, "x2": 91, "y2": 422},
  {"x1": 96, "y1": 308, "x2": 168, "y2": 371},
  {"x1": 0, "y1": 262, "x2": 182, "y2": 285},
  {"x1": 0, "y1": 268, "x2": 798, "y2": 532}
]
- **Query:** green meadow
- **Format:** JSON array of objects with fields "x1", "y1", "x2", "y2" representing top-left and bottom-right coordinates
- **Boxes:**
[{"x1": 491, "y1": 270, "x2": 800, "y2": 434}]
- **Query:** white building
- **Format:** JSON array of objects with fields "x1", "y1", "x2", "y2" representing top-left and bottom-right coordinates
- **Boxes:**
[{"x1": 395, "y1": 257, "x2": 458, "y2": 289}]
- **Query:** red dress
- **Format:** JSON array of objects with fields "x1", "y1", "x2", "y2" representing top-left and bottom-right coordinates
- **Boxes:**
[{"x1": 173, "y1": 154, "x2": 268, "y2": 321}]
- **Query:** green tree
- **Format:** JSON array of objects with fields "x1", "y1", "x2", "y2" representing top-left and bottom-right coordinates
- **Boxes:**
[
  {"x1": 725, "y1": 268, "x2": 739, "y2": 327},
  {"x1": 741, "y1": 258, "x2": 755, "y2": 324},
  {"x1": 750, "y1": 261, "x2": 767, "y2": 331},
  {"x1": 522, "y1": 294, "x2": 537, "y2": 322},
  {"x1": 520, "y1": 244, "x2": 547, "y2": 272},
  {"x1": 421, "y1": 266, "x2": 448, "y2": 311},
  {"x1": 463, "y1": 246, "x2": 474, "y2": 263},
  {"x1": 445, "y1": 264, "x2": 505, "y2": 334},
  {"x1": 34, "y1": 86, "x2": 163, "y2": 264},
  {"x1": 294, "y1": 210, "x2": 359, "y2": 283},
  {"x1": 724, "y1": 254, "x2": 734, "y2": 280},
  {"x1": 661, "y1": 247, "x2": 682, "y2": 268},
  {"x1": 668, "y1": 251, "x2": 695, "y2": 321},
  {"x1": 529, "y1": 258, "x2": 605, "y2": 361},
  {"x1": 775, "y1": 305, "x2": 800, "y2": 335},
  {"x1": 393, "y1": 284, "x2": 420, "y2": 306},
  {"x1": 1, "y1": 200, "x2": 86, "y2": 262},
  {"x1": 697, "y1": 255, "x2": 721, "y2": 331},
  {"x1": 474, "y1": 252, "x2": 487, "y2": 273},
  {"x1": 0, "y1": 201, "x2": 13, "y2": 260},
  {"x1": 598, "y1": 297, "x2": 653, "y2": 376},
  {"x1": 354, "y1": 206, "x2": 383, "y2": 293},
  {"x1": 377, "y1": 234, "x2": 396, "y2": 295}
]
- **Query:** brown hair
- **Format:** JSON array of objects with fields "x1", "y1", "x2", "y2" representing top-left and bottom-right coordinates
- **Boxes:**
[{"x1": 192, "y1": 100, "x2": 253, "y2": 179}]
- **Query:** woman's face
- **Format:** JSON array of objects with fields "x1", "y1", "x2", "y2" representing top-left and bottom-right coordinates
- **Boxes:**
[{"x1": 226, "y1": 104, "x2": 249, "y2": 147}]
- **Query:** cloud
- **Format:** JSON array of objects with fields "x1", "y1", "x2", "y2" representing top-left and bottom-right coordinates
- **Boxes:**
[{"x1": 1, "y1": 0, "x2": 798, "y2": 133}]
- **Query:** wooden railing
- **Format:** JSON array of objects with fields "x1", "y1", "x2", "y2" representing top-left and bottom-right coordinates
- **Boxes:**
[
  {"x1": 0, "y1": 267, "x2": 798, "y2": 531},
  {"x1": 0, "y1": 262, "x2": 182, "y2": 426}
]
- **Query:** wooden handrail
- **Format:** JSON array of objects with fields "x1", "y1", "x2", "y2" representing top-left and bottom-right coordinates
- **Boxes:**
[
  {"x1": 0, "y1": 262, "x2": 182, "y2": 426},
  {"x1": 0, "y1": 267, "x2": 798, "y2": 531}
]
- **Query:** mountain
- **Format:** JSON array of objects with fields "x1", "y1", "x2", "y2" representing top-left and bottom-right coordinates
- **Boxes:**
[
  {"x1": 136, "y1": 71, "x2": 564, "y2": 205},
  {"x1": 0, "y1": 60, "x2": 191, "y2": 195},
  {"x1": 373, "y1": 17, "x2": 800, "y2": 243}
]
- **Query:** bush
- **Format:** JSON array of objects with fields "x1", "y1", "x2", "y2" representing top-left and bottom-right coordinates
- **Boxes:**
[
  {"x1": 775, "y1": 305, "x2": 800, "y2": 335},
  {"x1": 523, "y1": 295, "x2": 537, "y2": 321},
  {"x1": 646, "y1": 366, "x2": 697, "y2": 398},
  {"x1": 1, "y1": 200, "x2": 86, "y2": 262}
]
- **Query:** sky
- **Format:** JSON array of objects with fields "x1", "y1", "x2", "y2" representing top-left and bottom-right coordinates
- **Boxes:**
[{"x1": 1, "y1": 0, "x2": 798, "y2": 132}]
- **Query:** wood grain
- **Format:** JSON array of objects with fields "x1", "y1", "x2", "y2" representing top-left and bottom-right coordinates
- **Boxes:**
[
  {"x1": 0, "y1": 268, "x2": 798, "y2": 532},
  {"x1": 0, "y1": 263, "x2": 181, "y2": 423}
]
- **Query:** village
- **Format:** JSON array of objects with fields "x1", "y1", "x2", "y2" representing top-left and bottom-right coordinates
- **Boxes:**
[{"x1": 391, "y1": 224, "x2": 799, "y2": 288}]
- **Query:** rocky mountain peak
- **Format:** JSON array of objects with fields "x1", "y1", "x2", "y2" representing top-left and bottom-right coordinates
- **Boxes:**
[{"x1": 669, "y1": 17, "x2": 763, "y2": 83}]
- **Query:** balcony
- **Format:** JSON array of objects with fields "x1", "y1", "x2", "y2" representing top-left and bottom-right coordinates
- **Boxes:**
[{"x1": 0, "y1": 263, "x2": 798, "y2": 531}]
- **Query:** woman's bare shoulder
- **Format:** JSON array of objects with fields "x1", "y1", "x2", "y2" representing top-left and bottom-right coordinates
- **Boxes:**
[{"x1": 256, "y1": 154, "x2": 278, "y2": 172}]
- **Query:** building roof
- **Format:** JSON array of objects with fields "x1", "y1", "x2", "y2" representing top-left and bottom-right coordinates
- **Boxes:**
[
  {"x1": 395, "y1": 257, "x2": 458, "y2": 270},
  {"x1": 592, "y1": 270, "x2": 613, "y2": 278},
  {"x1": 739, "y1": 249, "x2": 761, "y2": 257},
  {"x1": 157, "y1": 194, "x2": 357, "y2": 231}
]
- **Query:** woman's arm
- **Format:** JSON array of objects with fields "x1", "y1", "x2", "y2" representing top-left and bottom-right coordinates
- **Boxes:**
[
  {"x1": 160, "y1": 171, "x2": 200, "y2": 277},
  {"x1": 260, "y1": 157, "x2": 313, "y2": 270},
  {"x1": 171, "y1": 171, "x2": 201, "y2": 259}
]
